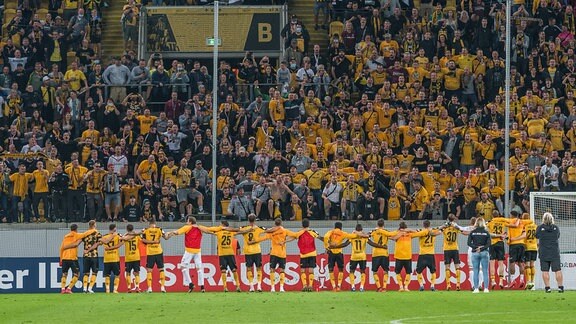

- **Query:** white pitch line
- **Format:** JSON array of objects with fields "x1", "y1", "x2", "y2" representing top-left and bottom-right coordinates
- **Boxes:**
[{"x1": 390, "y1": 310, "x2": 569, "y2": 324}]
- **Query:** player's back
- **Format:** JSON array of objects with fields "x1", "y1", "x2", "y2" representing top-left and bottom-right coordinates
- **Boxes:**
[
  {"x1": 442, "y1": 226, "x2": 460, "y2": 251},
  {"x1": 216, "y1": 230, "x2": 235, "y2": 256},
  {"x1": 269, "y1": 228, "x2": 288, "y2": 258},
  {"x1": 297, "y1": 229, "x2": 319, "y2": 257},
  {"x1": 83, "y1": 231, "x2": 102, "y2": 258},
  {"x1": 103, "y1": 234, "x2": 120, "y2": 263},
  {"x1": 124, "y1": 235, "x2": 141, "y2": 262},
  {"x1": 325, "y1": 228, "x2": 346, "y2": 254},
  {"x1": 347, "y1": 234, "x2": 368, "y2": 261},
  {"x1": 414, "y1": 228, "x2": 436, "y2": 255},
  {"x1": 487, "y1": 217, "x2": 507, "y2": 244},
  {"x1": 507, "y1": 218, "x2": 524, "y2": 245},
  {"x1": 370, "y1": 228, "x2": 394, "y2": 257},
  {"x1": 394, "y1": 232, "x2": 413, "y2": 260},
  {"x1": 241, "y1": 225, "x2": 265, "y2": 255},
  {"x1": 142, "y1": 227, "x2": 164, "y2": 255},
  {"x1": 524, "y1": 221, "x2": 538, "y2": 251},
  {"x1": 60, "y1": 232, "x2": 81, "y2": 260}
]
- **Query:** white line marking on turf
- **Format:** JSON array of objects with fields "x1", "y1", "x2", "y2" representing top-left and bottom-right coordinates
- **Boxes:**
[{"x1": 390, "y1": 310, "x2": 569, "y2": 324}]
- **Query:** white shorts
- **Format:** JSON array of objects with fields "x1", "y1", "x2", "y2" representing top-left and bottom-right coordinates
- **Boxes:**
[{"x1": 181, "y1": 251, "x2": 202, "y2": 269}]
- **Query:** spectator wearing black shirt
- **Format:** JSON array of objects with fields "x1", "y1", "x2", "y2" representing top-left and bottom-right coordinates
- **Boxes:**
[
  {"x1": 467, "y1": 217, "x2": 491, "y2": 293},
  {"x1": 536, "y1": 212, "x2": 564, "y2": 293}
]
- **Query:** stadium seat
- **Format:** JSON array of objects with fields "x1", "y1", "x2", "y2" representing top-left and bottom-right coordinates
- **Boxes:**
[
  {"x1": 37, "y1": 9, "x2": 49, "y2": 15},
  {"x1": 329, "y1": 21, "x2": 344, "y2": 40},
  {"x1": 5, "y1": 2, "x2": 17, "y2": 9}
]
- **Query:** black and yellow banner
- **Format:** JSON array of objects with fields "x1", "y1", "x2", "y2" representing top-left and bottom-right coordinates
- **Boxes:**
[{"x1": 146, "y1": 7, "x2": 282, "y2": 53}]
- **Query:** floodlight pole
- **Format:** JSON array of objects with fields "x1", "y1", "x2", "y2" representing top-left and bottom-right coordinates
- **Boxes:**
[{"x1": 211, "y1": 0, "x2": 219, "y2": 225}]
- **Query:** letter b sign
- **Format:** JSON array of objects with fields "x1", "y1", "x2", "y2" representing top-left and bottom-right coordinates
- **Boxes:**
[{"x1": 258, "y1": 23, "x2": 272, "y2": 43}]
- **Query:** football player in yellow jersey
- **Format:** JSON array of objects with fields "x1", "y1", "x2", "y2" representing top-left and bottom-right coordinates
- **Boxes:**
[
  {"x1": 59, "y1": 224, "x2": 98, "y2": 294},
  {"x1": 390, "y1": 222, "x2": 417, "y2": 292},
  {"x1": 284, "y1": 218, "x2": 324, "y2": 292},
  {"x1": 413, "y1": 220, "x2": 441, "y2": 291},
  {"x1": 207, "y1": 220, "x2": 251, "y2": 292},
  {"x1": 324, "y1": 222, "x2": 348, "y2": 291},
  {"x1": 370, "y1": 219, "x2": 395, "y2": 292},
  {"x1": 238, "y1": 214, "x2": 267, "y2": 292},
  {"x1": 81, "y1": 220, "x2": 102, "y2": 293},
  {"x1": 487, "y1": 211, "x2": 508, "y2": 289},
  {"x1": 249, "y1": 218, "x2": 297, "y2": 292},
  {"x1": 442, "y1": 215, "x2": 463, "y2": 291},
  {"x1": 329, "y1": 224, "x2": 385, "y2": 292},
  {"x1": 122, "y1": 224, "x2": 143, "y2": 292},
  {"x1": 141, "y1": 219, "x2": 167, "y2": 293},
  {"x1": 101, "y1": 224, "x2": 123, "y2": 293},
  {"x1": 505, "y1": 211, "x2": 525, "y2": 288},
  {"x1": 511, "y1": 213, "x2": 538, "y2": 290}
]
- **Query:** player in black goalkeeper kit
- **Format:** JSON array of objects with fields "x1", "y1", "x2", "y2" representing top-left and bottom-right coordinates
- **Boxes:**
[{"x1": 535, "y1": 212, "x2": 564, "y2": 293}]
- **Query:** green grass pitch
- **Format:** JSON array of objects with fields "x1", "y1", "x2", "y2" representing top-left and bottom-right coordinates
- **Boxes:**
[{"x1": 2, "y1": 291, "x2": 574, "y2": 323}]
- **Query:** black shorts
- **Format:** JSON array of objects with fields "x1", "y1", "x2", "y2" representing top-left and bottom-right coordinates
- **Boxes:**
[
  {"x1": 328, "y1": 252, "x2": 344, "y2": 271},
  {"x1": 300, "y1": 256, "x2": 316, "y2": 269},
  {"x1": 83, "y1": 257, "x2": 99, "y2": 274},
  {"x1": 104, "y1": 262, "x2": 120, "y2": 276},
  {"x1": 245, "y1": 254, "x2": 262, "y2": 268},
  {"x1": 395, "y1": 259, "x2": 412, "y2": 274},
  {"x1": 490, "y1": 241, "x2": 505, "y2": 261},
  {"x1": 125, "y1": 261, "x2": 141, "y2": 273},
  {"x1": 62, "y1": 260, "x2": 79, "y2": 275},
  {"x1": 270, "y1": 255, "x2": 286, "y2": 270},
  {"x1": 540, "y1": 258, "x2": 561, "y2": 272},
  {"x1": 371, "y1": 256, "x2": 390, "y2": 272},
  {"x1": 146, "y1": 254, "x2": 164, "y2": 269},
  {"x1": 349, "y1": 260, "x2": 367, "y2": 271},
  {"x1": 509, "y1": 245, "x2": 525, "y2": 263},
  {"x1": 416, "y1": 254, "x2": 436, "y2": 274},
  {"x1": 524, "y1": 250, "x2": 538, "y2": 262},
  {"x1": 444, "y1": 250, "x2": 460, "y2": 265},
  {"x1": 219, "y1": 255, "x2": 237, "y2": 271}
]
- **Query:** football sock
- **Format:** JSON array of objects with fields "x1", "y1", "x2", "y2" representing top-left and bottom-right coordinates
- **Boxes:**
[
  {"x1": 270, "y1": 271, "x2": 276, "y2": 287},
  {"x1": 373, "y1": 274, "x2": 381, "y2": 289},
  {"x1": 69, "y1": 275, "x2": 78, "y2": 289},
  {"x1": 257, "y1": 269, "x2": 262, "y2": 285},
  {"x1": 114, "y1": 277, "x2": 120, "y2": 292},
  {"x1": 329, "y1": 272, "x2": 335, "y2": 288},
  {"x1": 233, "y1": 272, "x2": 240, "y2": 287},
  {"x1": 279, "y1": 272, "x2": 285, "y2": 286},
  {"x1": 126, "y1": 275, "x2": 132, "y2": 289},
  {"x1": 300, "y1": 272, "x2": 307, "y2": 286},
  {"x1": 417, "y1": 273, "x2": 423, "y2": 286},
  {"x1": 403, "y1": 275, "x2": 411, "y2": 288},
  {"x1": 182, "y1": 268, "x2": 192, "y2": 286},
  {"x1": 221, "y1": 272, "x2": 227, "y2": 288},
  {"x1": 247, "y1": 270, "x2": 254, "y2": 284},
  {"x1": 89, "y1": 275, "x2": 96, "y2": 289},
  {"x1": 383, "y1": 273, "x2": 389, "y2": 289},
  {"x1": 431, "y1": 273, "x2": 437, "y2": 286},
  {"x1": 456, "y1": 269, "x2": 461, "y2": 286},
  {"x1": 308, "y1": 273, "x2": 315, "y2": 288},
  {"x1": 61, "y1": 275, "x2": 67, "y2": 289},
  {"x1": 349, "y1": 273, "x2": 355, "y2": 288},
  {"x1": 134, "y1": 275, "x2": 140, "y2": 288},
  {"x1": 105, "y1": 276, "x2": 111, "y2": 292},
  {"x1": 337, "y1": 272, "x2": 343, "y2": 287},
  {"x1": 360, "y1": 273, "x2": 366, "y2": 288},
  {"x1": 83, "y1": 274, "x2": 89, "y2": 290},
  {"x1": 159, "y1": 271, "x2": 165, "y2": 287},
  {"x1": 146, "y1": 272, "x2": 152, "y2": 289},
  {"x1": 524, "y1": 268, "x2": 530, "y2": 282},
  {"x1": 531, "y1": 266, "x2": 535, "y2": 282},
  {"x1": 396, "y1": 274, "x2": 403, "y2": 287},
  {"x1": 197, "y1": 268, "x2": 205, "y2": 286},
  {"x1": 445, "y1": 270, "x2": 451, "y2": 285}
]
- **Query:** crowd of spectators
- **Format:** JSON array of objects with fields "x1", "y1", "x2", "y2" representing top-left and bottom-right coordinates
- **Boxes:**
[{"x1": 1, "y1": 0, "x2": 576, "y2": 225}]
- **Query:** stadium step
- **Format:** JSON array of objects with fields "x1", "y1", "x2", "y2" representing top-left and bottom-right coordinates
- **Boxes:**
[
  {"x1": 288, "y1": 2, "x2": 330, "y2": 53},
  {"x1": 101, "y1": 1, "x2": 128, "y2": 59}
]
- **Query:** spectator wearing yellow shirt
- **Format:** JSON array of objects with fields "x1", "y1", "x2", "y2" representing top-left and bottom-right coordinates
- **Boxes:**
[
  {"x1": 64, "y1": 62, "x2": 88, "y2": 92},
  {"x1": 136, "y1": 154, "x2": 158, "y2": 184},
  {"x1": 65, "y1": 159, "x2": 88, "y2": 222},
  {"x1": 137, "y1": 108, "x2": 157, "y2": 136},
  {"x1": 441, "y1": 61, "x2": 464, "y2": 100}
]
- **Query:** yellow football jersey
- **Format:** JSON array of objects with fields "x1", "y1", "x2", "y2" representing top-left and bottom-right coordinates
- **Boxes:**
[
  {"x1": 142, "y1": 227, "x2": 164, "y2": 255},
  {"x1": 442, "y1": 226, "x2": 460, "y2": 251}
]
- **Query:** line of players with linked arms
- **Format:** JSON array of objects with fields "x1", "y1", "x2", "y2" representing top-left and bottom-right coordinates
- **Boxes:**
[{"x1": 58, "y1": 210, "x2": 535, "y2": 293}]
